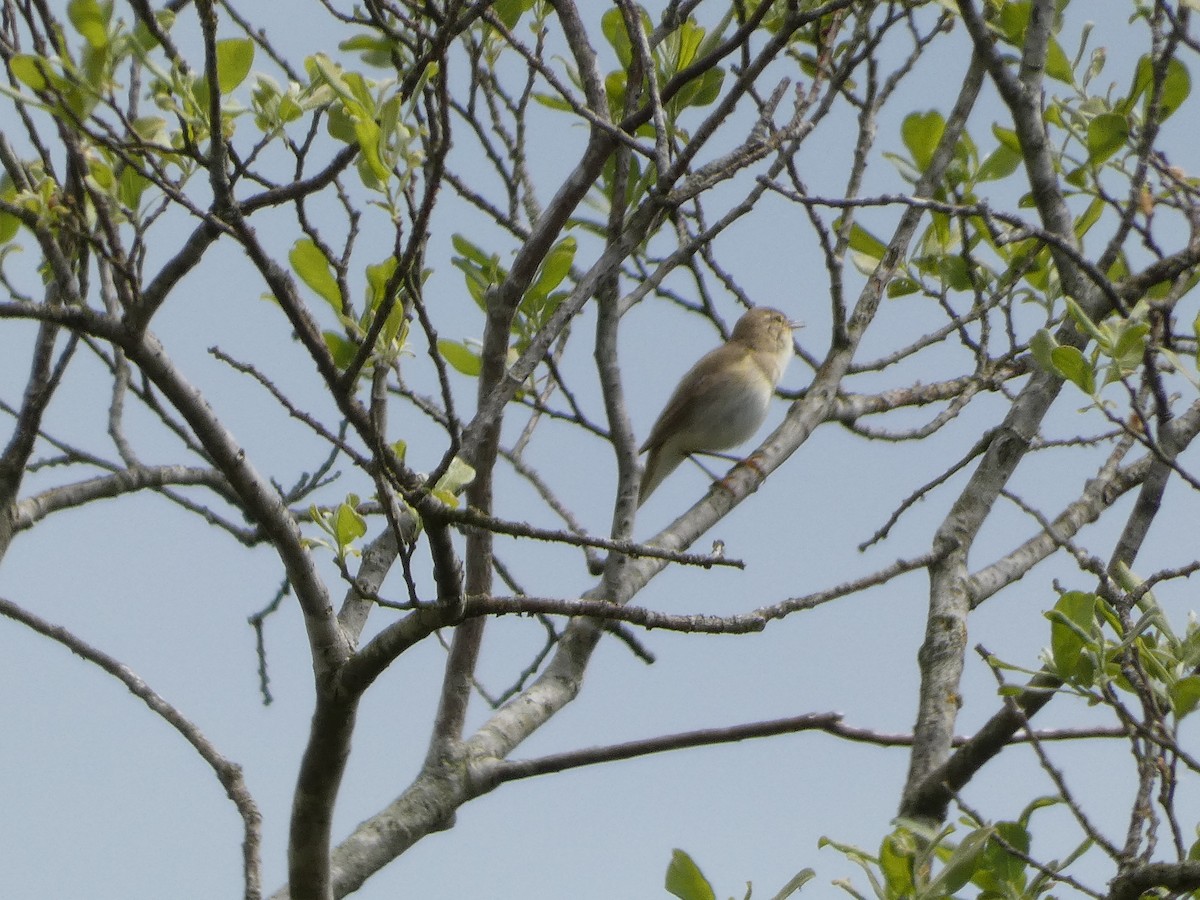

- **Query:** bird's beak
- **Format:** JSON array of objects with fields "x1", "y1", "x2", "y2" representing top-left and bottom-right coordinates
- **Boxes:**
[{"x1": 789, "y1": 320, "x2": 804, "y2": 330}]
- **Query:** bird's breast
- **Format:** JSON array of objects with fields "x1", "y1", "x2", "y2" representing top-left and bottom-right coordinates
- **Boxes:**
[{"x1": 680, "y1": 368, "x2": 773, "y2": 451}]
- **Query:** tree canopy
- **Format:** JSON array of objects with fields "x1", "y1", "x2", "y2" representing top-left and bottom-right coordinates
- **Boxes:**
[{"x1": 4, "y1": 1, "x2": 1200, "y2": 898}]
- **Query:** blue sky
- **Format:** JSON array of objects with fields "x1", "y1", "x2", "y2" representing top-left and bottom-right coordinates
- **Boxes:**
[{"x1": 4, "y1": 2, "x2": 1200, "y2": 898}]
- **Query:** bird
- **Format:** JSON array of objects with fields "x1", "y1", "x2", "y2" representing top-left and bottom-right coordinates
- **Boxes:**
[{"x1": 638, "y1": 306, "x2": 800, "y2": 505}]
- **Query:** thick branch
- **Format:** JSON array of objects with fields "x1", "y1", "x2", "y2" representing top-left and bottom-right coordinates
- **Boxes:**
[
  {"x1": 12, "y1": 465, "x2": 232, "y2": 530},
  {"x1": 125, "y1": 332, "x2": 344, "y2": 662},
  {"x1": 1108, "y1": 862, "x2": 1200, "y2": 900}
]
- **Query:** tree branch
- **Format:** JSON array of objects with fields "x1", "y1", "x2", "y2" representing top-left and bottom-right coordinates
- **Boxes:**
[{"x1": 0, "y1": 594, "x2": 262, "y2": 900}]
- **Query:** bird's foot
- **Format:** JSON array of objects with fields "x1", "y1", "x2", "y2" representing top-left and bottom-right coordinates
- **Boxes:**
[
  {"x1": 740, "y1": 451, "x2": 768, "y2": 478},
  {"x1": 714, "y1": 452, "x2": 768, "y2": 496}
]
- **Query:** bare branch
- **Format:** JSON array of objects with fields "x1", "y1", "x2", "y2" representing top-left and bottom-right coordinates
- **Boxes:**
[{"x1": 0, "y1": 594, "x2": 262, "y2": 900}]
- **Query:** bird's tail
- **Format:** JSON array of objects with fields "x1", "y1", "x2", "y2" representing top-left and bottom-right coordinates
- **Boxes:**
[{"x1": 638, "y1": 445, "x2": 684, "y2": 506}]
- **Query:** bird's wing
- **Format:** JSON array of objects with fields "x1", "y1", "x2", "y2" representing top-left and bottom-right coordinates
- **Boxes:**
[{"x1": 639, "y1": 345, "x2": 750, "y2": 453}]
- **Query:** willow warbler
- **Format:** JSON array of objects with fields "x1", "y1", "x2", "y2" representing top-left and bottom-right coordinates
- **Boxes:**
[{"x1": 638, "y1": 307, "x2": 800, "y2": 505}]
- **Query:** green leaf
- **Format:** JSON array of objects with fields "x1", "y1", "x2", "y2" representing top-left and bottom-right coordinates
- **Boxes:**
[
  {"x1": 0, "y1": 192, "x2": 17, "y2": 243},
  {"x1": 308, "y1": 54, "x2": 354, "y2": 107},
  {"x1": 1131, "y1": 55, "x2": 1191, "y2": 120},
  {"x1": 992, "y1": 123, "x2": 1021, "y2": 153},
  {"x1": 215, "y1": 38, "x2": 254, "y2": 93},
  {"x1": 533, "y1": 92, "x2": 573, "y2": 112},
  {"x1": 117, "y1": 165, "x2": 150, "y2": 210},
  {"x1": 901, "y1": 110, "x2": 945, "y2": 172},
  {"x1": 433, "y1": 456, "x2": 476, "y2": 508},
  {"x1": 1194, "y1": 309, "x2": 1200, "y2": 370},
  {"x1": 67, "y1": 0, "x2": 111, "y2": 49},
  {"x1": 353, "y1": 115, "x2": 391, "y2": 186},
  {"x1": 1126, "y1": 55, "x2": 1192, "y2": 121},
  {"x1": 976, "y1": 143, "x2": 1022, "y2": 182},
  {"x1": 1180, "y1": 625, "x2": 1200, "y2": 672},
  {"x1": 451, "y1": 235, "x2": 505, "y2": 310},
  {"x1": 1029, "y1": 328, "x2": 1058, "y2": 374},
  {"x1": 1170, "y1": 675, "x2": 1200, "y2": 718},
  {"x1": 0, "y1": 210, "x2": 17, "y2": 244},
  {"x1": 131, "y1": 115, "x2": 168, "y2": 144},
  {"x1": 1156, "y1": 57, "x2": 1191, "y2": 119},
  {"x1": 323, "y1": 331, "x2": 358, "y2": 370},
  {"x1": 378, "y1": 299, "x2": 409, "y2": 349},
  {"x1": 928, "y1": 828, "x2": 993, "y2": 895},
  {"x1": 688, "y1": 68, "x2": 724, "y2": 107},
  {"x1": 1043, "y1": 102, "x2": 1063, "y2": 128},
  {"x1": 289, "y1": 239, "x2": 342, "y2": 311},
  {"x1": 131, "y1": 9, "x2": 174, "y2": 52},
  {"x1": 338, "y1": 34, "x2": 395, "y2": 68},
  {"x1": 1137, "y1": 637, "x2": 1173, "y2": 687},
  {"x1": 0, "y1": 176, "x2": 19, "y2": 244},
  {"x1": 365, "y1": 255, "x2": 398, "y2": 311},
  {"x1": 275, "y1": 94, "x2": 302, "y2": 123},
  {"x1": 670, "y1": 18, "x2": 705, "y2": 70},
  {"x1": 604, "y1": 70, "x2": 627, "y2": 120},
  {"x1": 455, "y1": 264, "x2": 489, "y2": 307},
  {"x1": 839, "y1": 219, "x2": 887, "y2": 260},
  {"x1": 10, "y1": 54, "x2": 49, "y2": 92},
  {"x1": 390, "y1": 439, "x2": 407, "y2": 464},
  {"x1": 879, "y1": 830, "x2": 916, "y2": 896},
  {"x1": 1048, "y1": 591, "x2": 1097, "y2": 684},
  {"x1": 665, "y1": 850, "x2": 716, "y2": 900},
  {"x1": 87, "y1": 157, "x2": 114, "y2": 191},
  {"x1": 972, "y1": 822, "x2": 1030, "y2": 894},
  {"x1": 492, "y1": 0, "x2": 532, "y2": 29},
  {"x1": 1045, "y1": 37, "x2": 1073, "y2": 85},
  {"x1": 1017, "y1": 796, "x2": 1063, "y2": 829},
  {"x1": 939, "y1": 256, "x2": 973, "y2": 291},
  {"x1": 437, "y1": 339, "x2": 481, "y2": 377},
  {"x1": 343, "y1": 68, "x2": 375, "y2": 109},
  {"x1": 1064, "y1": 165, "x2": 1089, "y2": 189},
  {"x1": 339, "y1": 35, "x2": 392, "y2": 54},
  {"x1": 1111, "y1": 321, "x2": 1149, "y2": 372},
  {"x1": 526, "y1": 236, "x2": 576, "y2": 302},
  {"x1": 601, "y1": 7, "x2": 634, "y2": 68},
  {"x1": 451, "y1": 233, "x2": 493, "y2": 267},
  {"x1": 1064, "y1": 296, "x2": 1107, "y2": 346},
  {"x1": 994, "y1": 0, "x2": 1030, "y2": 45},
  {"x1": 1050, "y1": 345, "x2": 1096, "y2": 394},
  {"x1": 1086, "y1": 113, "x2": 1129, "y2": 165},
  {"x1": 1107, "y1": 252, "x2": 1130, "y2": 283},
  {"x1": 193, "y1": 39, "x2": 255, "y2": 112},
  {"x1": 772, "y1": 869, "x2": 815, "y2": 899},
  {"x1": 887, "y1": 276, "x2": 920, "y2": 298},
  {"x1": 334, "y1": 498, "x2": 367, "y2": 549},
  {"x1": 882, "y1": 151, "x2": 921, "y2": 183},
  {"x1": 1074, "y1": 197, "x2": 1105, "y2": 240}
]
